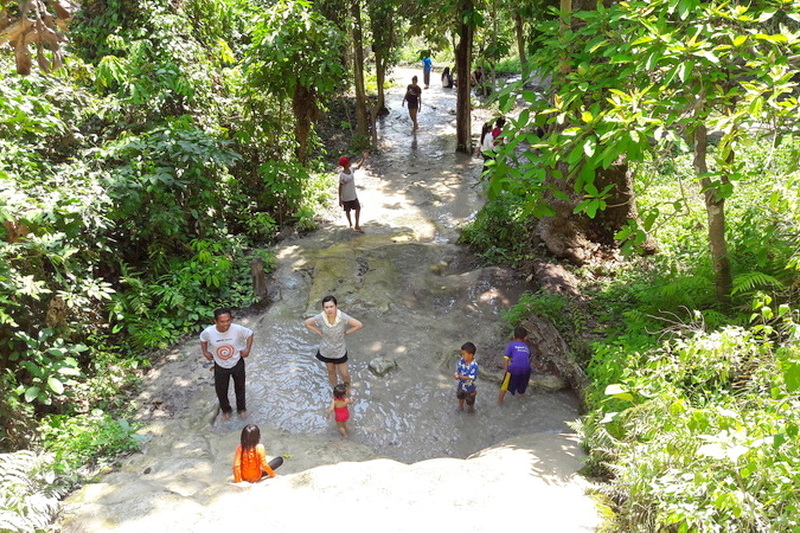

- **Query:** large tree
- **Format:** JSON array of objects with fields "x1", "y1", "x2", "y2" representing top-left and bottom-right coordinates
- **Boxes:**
[
  {"x1": 495, "y1": 0, "x2": 800, "y2": 304},
  {"x1": 246, "y1": 0, "x2": 345, "y2": 165}
]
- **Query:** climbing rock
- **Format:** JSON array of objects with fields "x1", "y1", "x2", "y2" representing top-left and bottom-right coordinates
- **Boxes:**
[
  {"x1": 531, "y1": 373, "x2": 567, "y2": 391},
  {"x1": 368, "y1": 356, "x2": 397, "y2": 376}
]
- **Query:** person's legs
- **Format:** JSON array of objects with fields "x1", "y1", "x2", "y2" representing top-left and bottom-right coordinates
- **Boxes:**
[
  {"x1": 336, "y1": 362, "x2": 351, "y2": 390},
  {"x1": 336, "y1": 421, "x2": 347, "y2": 437},
  {"x1": 498, "y1": 371, "x2": 511, "y2": 404},
  {"x1": 409, "y1": 108, "x2": 418, "y2": 130},
  {"x1": 354, "y1": 207, "x2": 362, "y2": 232},
  {"x1": 325, "y1": 362, "x2": 338, "y2": 388},
  {"x1": 343, "y1": 206, "x2": 353, "y2": 228},
  {"x1": 424, "y1": 70, "x2": 430, "y2": 88},
  {"x1": 214, "y1": 364, "x2": 233, "y2": 417},
  {"x1": 466, "y1": 391, "x2": 476, "y2": 413},
  {"x1": 231, "y1": 358, "x2": 247, "y2": 415}
]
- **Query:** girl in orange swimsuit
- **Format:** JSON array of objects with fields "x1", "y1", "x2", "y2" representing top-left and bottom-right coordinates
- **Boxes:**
[
  {"x1": 232, "y1": 424, "x2": 283, "y2": 482},
  {"x1": 327, "y1": 384, "x2": 352, "y2": 437}
]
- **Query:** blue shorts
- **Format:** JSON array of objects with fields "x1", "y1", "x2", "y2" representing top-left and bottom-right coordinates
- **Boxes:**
[{"x1": 500, "y1": 369, "x2": 531, "y2": 395}]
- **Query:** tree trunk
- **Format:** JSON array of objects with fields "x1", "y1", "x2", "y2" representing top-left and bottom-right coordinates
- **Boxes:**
[
  {"x1": 292, "y1": 84, "x2": 316, "y2": 166},
  {"x1": 374, "y1": 47, "x2": 389, "y2": 116},
  {"x1": 454, "y1": 0, "x2": 474, "y2": 153},
  {"x1": 351, "y1": 0, "x2": 369, "y2": 139},
  {"x1": 533, "y1": 0, "x2": 655, "y2": 264},
  {"x1": 515, "y1": 12, "x2": 527, "y2": 67},
  {"x1": 694, "y1": 124, "x2": 733, "y2": 308}
]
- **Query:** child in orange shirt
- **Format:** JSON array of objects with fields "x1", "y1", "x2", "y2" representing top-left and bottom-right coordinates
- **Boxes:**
[
  {"x1": 327, "y1": 384, "x2": 352, "y2": 437},
  {"x1": 232, "y1": 424, "x2": 283, "y2": 482}
]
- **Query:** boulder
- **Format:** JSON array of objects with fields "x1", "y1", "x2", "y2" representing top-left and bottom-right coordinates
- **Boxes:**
[{"x1": 368, "y1": 356, "x2": 398, "y2": 376}]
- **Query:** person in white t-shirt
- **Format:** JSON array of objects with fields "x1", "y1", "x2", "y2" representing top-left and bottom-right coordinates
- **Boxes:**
[
  {"x1": 338, "y1": 153, "x2": 367, "y2": 233},
  {"x1": 200, "y1": 308, "x2": 254, "y2": 420}
]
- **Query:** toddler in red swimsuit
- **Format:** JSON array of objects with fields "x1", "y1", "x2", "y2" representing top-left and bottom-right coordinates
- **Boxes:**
[{"x1": 327, "y1": 384, "x2": 352, "y2": 437}]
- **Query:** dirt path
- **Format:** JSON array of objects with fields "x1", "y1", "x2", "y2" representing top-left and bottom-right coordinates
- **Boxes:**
[{"x1": 59, "y1": 68, "x2": 601, "y2": 532}]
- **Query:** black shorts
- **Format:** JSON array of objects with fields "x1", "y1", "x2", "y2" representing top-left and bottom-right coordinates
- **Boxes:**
[
  {"x1": 316, "y1": 351, "x2": 348, "y2": 365},
  {"x1": 457, "y1": 389, "x2": 476, "y2": 405},
  {"x1": 500, "y1": 369, "x2": 531, "y2": 395},
  {"x1": 342, "y1": 199, "x2": 360, "y2": 212}
]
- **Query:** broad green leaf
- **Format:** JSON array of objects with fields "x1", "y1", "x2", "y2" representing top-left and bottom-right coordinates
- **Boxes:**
[
  {"x1": 24, "y1": 386, "x2": 41, "y2": 402},
  {"x1": 604, "y1": 384, "x2": 634, "y2": 402},
  {"x1": 47, "y1": 376, "x2": 64, "y2": 395}
]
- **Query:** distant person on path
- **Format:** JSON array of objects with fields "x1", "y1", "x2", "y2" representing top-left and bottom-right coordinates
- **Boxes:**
[
  {"x1": 479, "y1": 121, "x2": 495, "y2": 174},
  {"x1": 422, "y1": 55, "x2": 433, "y2": 89},
  {"x1": 338, "y1": 153, "x2": 367, "y2": 233},
  {"x1": 492, "y1": 116, "x2": 506, "y2": 144},
  {"x1": 441, "y1": 66, "x2": 454, "y2": 88},
  {"x1": 402, "y1": 75, "x2": 423, "y2": 131},
  {"x1": 498, "y1": 326, "x2": 533, "y2": 405},
  {"x1": 200, "y1": 307, "x2": 253, "y2": 420},
  {"x1": 305, "y1": 295, "x2": 364, "y2": 390},
  {"x1": 471, "y1": 65, "x2": 483, "y2": 86},
  {"x1": 232, "y1": 424, "x2": 283, "y2": 483},
  {"x1": 454, "y1": 342, "x2": 479, "y2": 413},
  {"x1": 327, "y1": 383, "x2": 352, "y2": 437}
]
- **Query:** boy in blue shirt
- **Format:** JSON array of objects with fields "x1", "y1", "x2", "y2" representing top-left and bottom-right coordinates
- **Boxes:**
[
  {"x1": 498, "y1": 326, "x2": 533, "y2": 405},
  {"x1": 454, "y1": 342, "x2": 478, "y2": 412}
]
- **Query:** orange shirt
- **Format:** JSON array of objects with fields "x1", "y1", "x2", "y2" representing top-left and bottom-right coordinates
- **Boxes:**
[{"x1": 232, "y1": 444, "x2": 275, "y2": 482}]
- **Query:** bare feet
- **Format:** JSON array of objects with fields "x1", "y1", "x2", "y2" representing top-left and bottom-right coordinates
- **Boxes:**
[
  {"x1": 354, "y1": 226, "x2": 364, "y2": 233},
  {"x1": 238, "y1": 411, "x2": 248, "y2": 420},
  {"x1": 221, "y1": 411, "x2": 232, "y2": 420}
]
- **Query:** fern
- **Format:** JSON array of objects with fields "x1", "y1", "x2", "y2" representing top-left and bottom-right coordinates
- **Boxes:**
[
  {"x1": 0, "y1": 450, "x2": 69, "y2": 533},
  {"x1": 731, "y1": 271, "x2": 781, "y2": 296}
]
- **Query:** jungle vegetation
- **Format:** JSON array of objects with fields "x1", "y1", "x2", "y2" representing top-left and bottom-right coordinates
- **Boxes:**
[{"x1": 1, "y1": 0, "x2": 799, "y2": 531}]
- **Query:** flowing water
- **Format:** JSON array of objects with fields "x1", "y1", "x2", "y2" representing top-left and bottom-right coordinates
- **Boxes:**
[
  {"x1": 60, "y1": 68, "x2": 592, "y2": 533},
  {"x1": 209, "y1": 68, "x2": 580, "y2": 463}
]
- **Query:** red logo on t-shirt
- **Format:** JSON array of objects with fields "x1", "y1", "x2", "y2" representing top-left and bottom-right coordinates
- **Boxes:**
[{"x1": 216, "y1": 345, "x2": 235, "y2": 360}]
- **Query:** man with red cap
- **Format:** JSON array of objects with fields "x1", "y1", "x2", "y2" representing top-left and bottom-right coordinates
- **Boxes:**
[{"x1": 338, "y1": 152, "x2": 367, "y2": 232}]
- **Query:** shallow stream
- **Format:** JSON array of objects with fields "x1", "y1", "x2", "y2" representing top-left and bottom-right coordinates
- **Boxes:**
[{"x1": 209, "y1": 68, "x2": 580, "y2": 463}]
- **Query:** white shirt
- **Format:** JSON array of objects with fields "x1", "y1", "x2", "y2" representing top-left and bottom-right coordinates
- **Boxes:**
[{"x1": 199, "y1": 324, "x2": 253, "y2": 369}]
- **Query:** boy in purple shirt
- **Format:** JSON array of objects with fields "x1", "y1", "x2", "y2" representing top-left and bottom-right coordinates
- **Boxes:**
[{"x1": 498, "y1": 326, "x2": 533, "y2": 405}]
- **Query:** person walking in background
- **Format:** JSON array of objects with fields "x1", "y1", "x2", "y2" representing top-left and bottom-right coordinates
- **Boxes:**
[
  {"x1": 200, "y1": 307, "x2": 253, "y2": 420},
  {"x1": 492, "y1": 116, "x2": 506, "y2": 144},
  {"x1": 232, "y1": 424, "x2": 283, "y2": 483},
  {"x1": 441, "y1": 66, "x2": 454, "y2": 88},
  {"x1": 305, "y1": 295, "x2": 364, "y2": 391},
  {"x1": 402, "y1": 75, "x2": 422, "y2": 131},
  {"x1": 422, "y1": 55, "x2": 433, "y2": 89},
  {"x1": 327, "y1": 383, "x2": 352, "y2": 437},
  {"x1": 338, "y1": 152, "x2": 367, "y2": 233},
  {"x1": 479, "y1": 121, "x2": 495, "y2": 175},
  {"x1": 498, "y1": 326, "x2": 533, "y2": 405},
  {"x1": 454, "y1": 342, "x2": 479, "y2": 413}
]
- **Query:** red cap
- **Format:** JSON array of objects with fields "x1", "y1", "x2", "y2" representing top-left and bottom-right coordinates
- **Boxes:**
[{"x1": 338, "y1": 156, "x2": 350, "y2": 167}]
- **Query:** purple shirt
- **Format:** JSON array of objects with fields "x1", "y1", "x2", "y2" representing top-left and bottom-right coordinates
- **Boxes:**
[{"x1": 504, "y1": 341, "x2": 531, "y2": 372}]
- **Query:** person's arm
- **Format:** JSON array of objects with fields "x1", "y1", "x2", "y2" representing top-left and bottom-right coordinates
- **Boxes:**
[
  {"x1": 345, "y1": 317, "x2": 363, "y2": 336},
  {"x1": 502, "y1": 357, "x2": 510, "y2": 373},
  {"x1": 232, "y1": 446, "x2": 243, "y2": 483},
  {"x1": 327, "y1": 399, "x2": 335, "y2": 418},
  {"x1": 258, "y1": 445, "x2": 276, "y2": 478},
  {"x1": 241, "y1": 333, "x2": 254, "y2": 358},
  {"x1": 200, "y1": 340, "x2": 213, "y2": 362},
  {"x1": 418, "y1": 89, "x2": 422, "y2": 109},
  {"x1": 305, "y1": 316, "x2": 323, "y2": 336},
  {"x1": 402, "y1": 88, "x2": 407, "y2": 106},
  {"x1": 354, "y1": 152, "x2": 367, "y2": 170},
  {"x1": 338, "y1": 180, "x2": 344, "y2": 206}
]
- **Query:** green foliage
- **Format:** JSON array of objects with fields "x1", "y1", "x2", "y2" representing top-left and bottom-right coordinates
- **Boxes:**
[
  {"x1": 39, "y1": 410, "x2": 145, "y2": 474},
  {"x1": 0, "y1": 450, "x2": 70, "y2": 533},
  {"x1": 459, "y1": 191, "x2": 531, "y2": 263},
  {"x1": 10, "y1": 329, "x2": 85, "y2": 406}
]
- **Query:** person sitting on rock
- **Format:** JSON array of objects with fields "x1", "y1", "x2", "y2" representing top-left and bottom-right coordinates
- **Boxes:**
[{"x1": 232, "y1": 424, "x2": 283, "y2": 483}]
